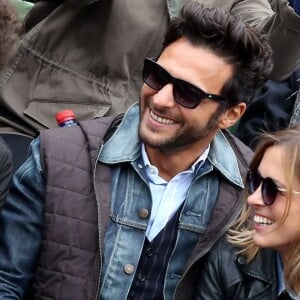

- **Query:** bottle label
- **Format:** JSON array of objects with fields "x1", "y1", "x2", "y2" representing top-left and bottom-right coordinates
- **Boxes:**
[{"x1": 59, "y1": 119, "x2": 77, "y2": 127}]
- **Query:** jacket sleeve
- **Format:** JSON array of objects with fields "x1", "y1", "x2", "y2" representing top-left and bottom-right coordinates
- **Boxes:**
[
  {"x1": 230, "y1": 0, "x2": 300, "y2": 80},
  {"x1": 0, "y1": 138, "x2": 45, "y2": 299},
  {"x1": 0, "y1": 138, "x2": 13, "y2": 209},
  {"x1": 22, "y1": 0, "x2": 101, "y2": 33}
]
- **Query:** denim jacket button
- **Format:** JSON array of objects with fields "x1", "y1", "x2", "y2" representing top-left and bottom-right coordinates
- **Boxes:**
[
  {"x1": 124, "y1": 264, "x2": 135, "y2": 275},
  {"x1": 138, "y1": 208, "x2": 149, "y2": 219}
]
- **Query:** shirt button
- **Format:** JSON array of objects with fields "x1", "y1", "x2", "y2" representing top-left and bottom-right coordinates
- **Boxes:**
[
  {"x1": 138, "y1": 208, "x2": 149, "y2": 219},
  {"x1": 137, "y1": 273, "x2": 146, "y2": 282},
  {"x1": 137, "y1": 163, "x2": 143, "y2": 169},
  {"x1": 124, "y1": 264, "x2": 135, "y2": 275},
  {"x1": 145, "y1": 247, "x2": 153, "y2": 257}
]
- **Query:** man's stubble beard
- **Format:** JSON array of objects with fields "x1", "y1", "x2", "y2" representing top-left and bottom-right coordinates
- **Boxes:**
[{"x1": 139, "y1": 104, "x2": 225, "y2": 154}]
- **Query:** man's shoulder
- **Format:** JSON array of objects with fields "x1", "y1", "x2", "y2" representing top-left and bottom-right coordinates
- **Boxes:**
[{"x1": 39, "y1": 115, "x2": 124, "y2": 169}]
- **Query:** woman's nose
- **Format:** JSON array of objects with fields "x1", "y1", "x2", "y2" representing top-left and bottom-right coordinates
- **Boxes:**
[{"x1": 247, "y1": 184, "x2": 265, "y2": 207}]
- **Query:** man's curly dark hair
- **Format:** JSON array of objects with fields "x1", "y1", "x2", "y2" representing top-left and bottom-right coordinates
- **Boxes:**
[
  {"x1": 0, "y1": 0, "x2": 19, "y2": 69},
  {"x1": 163, "y1": 2, "x2": 273, "y2": 107}
]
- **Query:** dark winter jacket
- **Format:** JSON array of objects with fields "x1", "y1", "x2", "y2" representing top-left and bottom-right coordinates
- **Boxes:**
[{"x1": 236, "y1": 68, "x2": 300, "y2": 149}]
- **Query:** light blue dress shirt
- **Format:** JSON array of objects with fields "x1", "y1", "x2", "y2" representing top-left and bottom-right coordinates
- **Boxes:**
[{"x1": 141, "y1": 144, "x2": 210, "y2": 241}]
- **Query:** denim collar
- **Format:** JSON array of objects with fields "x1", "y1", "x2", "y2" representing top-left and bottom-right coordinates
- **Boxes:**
[
  {"x1": 208, "y1": 130, "x2": 244, "y2": 188},
  {"x1": 100, "y1": 102, "x2": 244, "y2": 188}
]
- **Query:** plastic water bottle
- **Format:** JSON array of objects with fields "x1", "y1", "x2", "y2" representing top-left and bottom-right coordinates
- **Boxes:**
[{"x1": 55, "y1": 109, "x2": 78, "y2": 127}]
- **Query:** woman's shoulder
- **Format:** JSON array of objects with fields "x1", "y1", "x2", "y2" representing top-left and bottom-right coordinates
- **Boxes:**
[
  {"x1": 199, "y1": 236, "x2": 278, "y2": 299},
  {"x1": 208, "y1": 236, "x2": 237, "y2": 261},
  {"x1": 209, "y1": 236, "x2": 276, "y2": 265}
]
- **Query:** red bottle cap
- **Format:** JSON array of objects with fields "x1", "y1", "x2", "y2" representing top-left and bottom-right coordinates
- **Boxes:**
[{"x1": 55, "y1": 109, "x2": 76, "y2": 124}]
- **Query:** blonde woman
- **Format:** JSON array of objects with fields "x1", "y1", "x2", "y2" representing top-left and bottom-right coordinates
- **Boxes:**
[{"x1": 196, "y1": 126, "x2": 300, "y2": 300}]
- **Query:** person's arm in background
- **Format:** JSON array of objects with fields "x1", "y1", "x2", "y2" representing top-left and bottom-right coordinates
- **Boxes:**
[
  {"x1": 0, "y1": 0, "x2": 17, "y2": 209},
  {"x1": 22, "y1": 0, "x2": 100, "y2": 32},
  {"x1": 231, "y1": 0, "x2": 300, "y2": 81},
  {"x1": 0, "y1": 138, "x2": 13, "y2": 209},
  {"x1": 0, "y1": 138, "x2": 45, "y2": 299},
  {"x1": 32, "y1": 0, "x2": 99, "y2": 6}
]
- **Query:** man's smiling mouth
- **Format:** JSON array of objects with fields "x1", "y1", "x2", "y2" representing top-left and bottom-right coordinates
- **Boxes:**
[{"x1": 150, "y1": 110, "x2": 175, "y2": 125}]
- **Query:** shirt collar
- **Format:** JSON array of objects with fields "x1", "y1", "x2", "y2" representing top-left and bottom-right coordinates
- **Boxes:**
[
  {"x1": 207, "y1": 130, "x2": 244, "y2": 188},
  {"x1": 277, "y1": 252, "x2": 286, "y2": 296},
  {"x1": 141, "y1": 143, "x2": 210, "y2": 177},
  {"x1": 277, "y1": 253, "x2": 300, "y2": 299}
]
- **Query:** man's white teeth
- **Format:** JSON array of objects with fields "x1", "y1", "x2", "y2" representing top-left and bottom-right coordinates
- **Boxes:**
[
  {"x1": 254, "y1": 214, "x2": 274, "y2": 225},
  {"x1": 150, "y1": 110, "x2": 175, "y2": 124}
]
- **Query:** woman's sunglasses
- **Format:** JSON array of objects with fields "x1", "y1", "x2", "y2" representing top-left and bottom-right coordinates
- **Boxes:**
[
  {"x1": 246, "y1": 169, "x2": 300, "y2": 206},
  {"x1": 142, "y1": 58, "x2": 228, "y2": 109}
]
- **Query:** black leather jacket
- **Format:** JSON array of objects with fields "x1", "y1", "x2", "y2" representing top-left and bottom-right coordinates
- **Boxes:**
[{"x1": 194, "y1": 238, "x2": 278, "y2": 300}]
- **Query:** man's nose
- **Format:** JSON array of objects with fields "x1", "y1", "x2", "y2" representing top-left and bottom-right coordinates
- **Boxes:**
[{"x1": 152, "y1": 83, "x2": 177, "y2": 108}]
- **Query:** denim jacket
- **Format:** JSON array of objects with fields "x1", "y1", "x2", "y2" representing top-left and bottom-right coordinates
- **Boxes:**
[{"x1": 0, "y1": 104, "x2": 250, "y2": 299}]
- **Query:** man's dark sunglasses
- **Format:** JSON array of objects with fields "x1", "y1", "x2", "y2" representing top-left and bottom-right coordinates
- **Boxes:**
[
  {"x1": 246, "y1": 169, "x2": 300, "y2": 206},
  {"x1": 142, "y1": 58, "x2": 228, "y2": 109}
]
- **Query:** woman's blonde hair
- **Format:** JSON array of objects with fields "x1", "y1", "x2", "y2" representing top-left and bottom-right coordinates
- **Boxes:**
[{"x1": 227, "y1": 125, "x2": 300, "y2": 293}]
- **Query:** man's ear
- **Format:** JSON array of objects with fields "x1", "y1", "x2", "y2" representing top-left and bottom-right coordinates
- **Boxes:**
[{"x1": 218, "y1": 102, "x2": 246, "y2": 129}]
